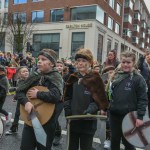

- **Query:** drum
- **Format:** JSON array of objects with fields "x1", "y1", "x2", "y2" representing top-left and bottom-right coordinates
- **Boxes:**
[
  {"x1": 0, "y1": 117, "x2": 4, "y2": 139},
  {"x1": 122, "y1": 111, "x2": 150, "y2": 148}
]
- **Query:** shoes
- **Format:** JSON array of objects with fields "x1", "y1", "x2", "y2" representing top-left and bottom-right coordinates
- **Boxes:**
[
  {"x1": 53, "y1": 135, "x2": 62, "y2": 146},
  {"x1": 5, "y1": 124, "x2": 18, "y2": 135},
  {"x1": 104, "y1": 140, "x2": 111, "y2": 149}
]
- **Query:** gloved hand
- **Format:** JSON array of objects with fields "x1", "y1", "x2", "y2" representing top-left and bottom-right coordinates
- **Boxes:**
[{"x1": 83, "y1": 110, "x2": 92, "y2": 115}]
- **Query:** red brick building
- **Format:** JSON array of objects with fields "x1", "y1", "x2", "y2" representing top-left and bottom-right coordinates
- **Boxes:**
[{"x1": 3, "y1": 0, "x2": 150, "y2": 61}]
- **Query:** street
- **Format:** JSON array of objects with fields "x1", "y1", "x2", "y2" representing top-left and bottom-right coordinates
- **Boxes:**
[{"x1": 0, "y1": 95, "x2": 149, "y2": 150}]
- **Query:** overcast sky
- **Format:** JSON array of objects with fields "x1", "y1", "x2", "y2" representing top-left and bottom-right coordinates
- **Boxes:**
[{"x1": 144, "y1": 0, "x2": 150, "y2": 13}]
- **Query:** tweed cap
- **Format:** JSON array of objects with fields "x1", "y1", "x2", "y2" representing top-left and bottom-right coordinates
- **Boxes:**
[
  {"x1": 102, "y1": 66, "x2": 115, "y2": 74},
  {"x1": 38, "y1": 49, "x2": 58, "y2": 65}
]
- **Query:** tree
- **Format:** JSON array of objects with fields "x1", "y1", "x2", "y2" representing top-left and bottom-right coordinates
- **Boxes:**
[
  {"x1": 0, "y1": 15, "x2": 7, "y2": 51},
  {"x1": 6, "y1": 12, "x2": 35, "y2": 53}
]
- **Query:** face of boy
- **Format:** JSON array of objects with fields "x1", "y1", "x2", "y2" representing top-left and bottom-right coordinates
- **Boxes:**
[
  {"x1": 37, "y1": 55, "x2": 54, "y2": 73},
  {"x1": 93, "y1": 67, "x2": 100, "y2": 73},
  {"x1": 20, "y1": 68, "x2": 29, "y2": 79},
  {"x1": 121, "y1": 57, "x2": 134, "y2": 72},
  {"x1": 56, "y1": 63, "x2": 63, "y2": 73},
  {"x1": 76, "y1": 58, "x2": 91, "y2": 74}
]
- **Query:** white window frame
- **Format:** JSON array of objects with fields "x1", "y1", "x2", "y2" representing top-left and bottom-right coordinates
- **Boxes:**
[{"x1": 108, "y1": 16, "x2": 113, "y2": 30}]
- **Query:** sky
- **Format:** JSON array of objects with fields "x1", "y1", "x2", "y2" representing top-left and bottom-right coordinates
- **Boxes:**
[{"x1": 144, "y1": 0, "x2": 150, "y2": 13}]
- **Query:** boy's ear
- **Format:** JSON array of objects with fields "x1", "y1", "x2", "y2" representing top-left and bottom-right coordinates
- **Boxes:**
[{"x1": 50, "y1": 63, "x2": 54, "y2": 67}]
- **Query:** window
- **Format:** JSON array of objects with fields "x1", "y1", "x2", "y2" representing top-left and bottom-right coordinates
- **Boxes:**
[
  {"x1": 108, "y1": 17, "x2": 113, "y2": 30},
  {"x1": 14, "y1": 0, "x2": 27, "y2": 4},
  {"x1": 109, "y1": 0, "x2": 115, "y2": 9},
  {"x1": 107, "y1": 39, "x2": 112, "y2": 54},
  {"x1": 134, "y1": 12, "x2": 141, "y2": 21},
  {"x1": 141, "y1": 32, "x2": 145, "y2": 38},
  {"x1": 133, "y1": 24, "x2": 140, "y2": 32},
  {"x1": 32, "y1": 11, "x2": 44, "y2": 23},
  {"x1": 124, "y1": 14, "x2": 132, "y2": 23},
  {"x1": 51, "y1": 9, "x2": 64, "y2": 22},
  {"x1": 13, "y1": 12, "x2": 26, "y2": 23},
  {"x1": 3, "y1": 13, "x2": 8, "y2": 24},
  {"x1": 124, "y1": 0, "x2": 133, "y2": 10},
  {"x1": 141, "y1": 22, "x2": 146, "y2": 29},
  {"x1": 96, "y1": 6, "x2": 104, "y2": 23},
  {"x1": 71, "y1": 5, "x2": 96, "y2": 20},
  {"x1": 123, "y1": 29, "x2": 132, "y2": 37},
  {"x1": 140, "y1": 42, "x2": 144, "y2": 48},
  {"x1": 115, "y1": 23, "x2": 120, "y2": 34},
  {"x1": 116, "y1": 3, "x2": 121, "y2": 16},
  {"x1": 114, "y1": 42, "x2": 118, "y2": 51},
  {"x1": 132, "y1": 37, "x2": 139, "y2": 44},
  {"x1": 147, "y1": 38, "x2": 149, "y2": 43},
  {"x1": 71, "y1": 32, "x2": 85, "y2": 57},
  {"x1": 4, "y1": 0, "x2": 8, "y2": 8},
  {"x1": 33, "y1": 0, "x2": 43, "y2": 2},
  {"x1": 97, "y1": 34, "x2": 103, "y2": 63},
  {"x1": 33, "y1": 33, "x2": 60, "y2": 54},
  {"x1": 0, "y1": 0, "x2": 1, "y2": 8}
]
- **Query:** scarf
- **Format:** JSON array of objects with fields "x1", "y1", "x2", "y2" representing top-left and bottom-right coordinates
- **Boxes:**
[{"x1": 17, "y1": 69, "x2": 63, "y2": 95}]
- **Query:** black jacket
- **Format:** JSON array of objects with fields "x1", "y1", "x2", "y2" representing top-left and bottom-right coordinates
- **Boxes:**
[
  {"x1": 110, "y1": 73, "x2": 148, "y2": 120},
  {"x1": 64, "y1": 73, "x2": 98, "y2": 134}
]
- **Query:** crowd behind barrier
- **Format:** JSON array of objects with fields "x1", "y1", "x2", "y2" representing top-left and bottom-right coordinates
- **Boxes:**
[{"x1": 0, "y1": 49, "x2": 150, "y2": 150}]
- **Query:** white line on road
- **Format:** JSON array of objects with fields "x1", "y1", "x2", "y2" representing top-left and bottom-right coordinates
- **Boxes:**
[{"x1": 1, "y1": 117, "x2": 143, "y2": 150}]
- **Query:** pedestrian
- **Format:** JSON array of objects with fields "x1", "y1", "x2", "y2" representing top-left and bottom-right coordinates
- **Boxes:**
[
  {"x1": 101, "y1": 65, "x2": 115, "y2": 149},
  {"x1": 138, "y1": 50, "x2": 150, "y2": 117},
  {"x1": 16, "y1": 49, "x2": 63, "y2": 150},
  {"x1": 108, "y1": 51, "x2": 148, "y2": 150},
  {"x1": 5, "y1": 66, "x2": 29, "y2": 135},
  {"x1": 0, "y1": 65, "x2": 12, "y2": 124},
  {"x1": 52, "y1": 60, "x2": 64, "y2": 146},
  {"x1": 64, "y1": 48, "x2": 108, "y2": 150},
  {"x1": 103, "y1": 49, "x2": 120, "y2": 69}
]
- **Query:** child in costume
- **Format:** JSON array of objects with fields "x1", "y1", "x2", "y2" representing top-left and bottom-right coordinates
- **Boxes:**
[
  {"x1": 0, "y1": 65, "x2": 11, "y2": 124},
  {"x1": 52, "y1": 60, "x2": 64, "y2": 146},
  {"x1": 6, "y1": 66, "x2": 29, "y2": 135},
  {"x1": 108, "y1": 51, "x2": 148, "y2": 150},
  {"x1": 16, "y1": 49, "x2": 63, "y2": 150},
  {"x1": 64, "y1": 48, "x2": 108, "y2": 150}
]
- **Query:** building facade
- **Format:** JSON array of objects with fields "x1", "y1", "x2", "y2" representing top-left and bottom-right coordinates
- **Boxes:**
[{"x1": 3, "y1": 0, "x2": 150, "y2": 62}]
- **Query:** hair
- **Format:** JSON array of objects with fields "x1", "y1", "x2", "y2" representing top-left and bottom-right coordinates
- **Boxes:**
[
  {"x1": 40, "y1": 49, "x2": 58, "y2": 66},
  {"x1": 56, "y1": 60, "x2": 64, "y2": 65},
  {"x1": 104, "y1": 50, "x2": 118, "y2": 67},
  {"x1": 16, "y1": 66, "x2": 29, "y2": 79},
  {"x1": 120, "y1": 51, "x2": 136, "y2": 63}
]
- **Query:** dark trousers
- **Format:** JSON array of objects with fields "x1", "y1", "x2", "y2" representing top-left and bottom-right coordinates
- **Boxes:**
[
  {"x1": 54, "y1": 102, "x2": 63, "y2": 137},
  {"x1": 110, "y1": 113, "x2": 135, "y2": 150},
  {"x1": 148, "y1": 91, "x2": 150, "y2": 118},
  {"x1": 0, "y1": 97, "x2": 8, "y2": 116},
  {"x1": 20, "y1": 118, "x2": 56, "y2": 150},
  {"x1": 68, "y1": 131, "x2": 94, "y2": 150},
  {"x1": 55, "y1": 120, "x2": 61, "y2": 137},
  {"x1": 12, "y1": 101, "x2": 20, "y2": 125}
]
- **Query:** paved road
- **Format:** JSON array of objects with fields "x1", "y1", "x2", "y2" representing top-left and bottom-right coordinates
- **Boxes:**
[{"x1": 0, "y1": 95, "x2": 150, "y2": 150}]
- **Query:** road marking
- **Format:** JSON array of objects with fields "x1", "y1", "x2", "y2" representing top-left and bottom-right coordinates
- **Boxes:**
[{"x1": 1, "y1": 117, "x2": 144, "y2": 150}]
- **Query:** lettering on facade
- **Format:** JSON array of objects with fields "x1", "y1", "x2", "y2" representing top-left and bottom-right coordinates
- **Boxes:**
[{"x1": 66, "y1": 23, "x2": 92, "y2": 29}]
